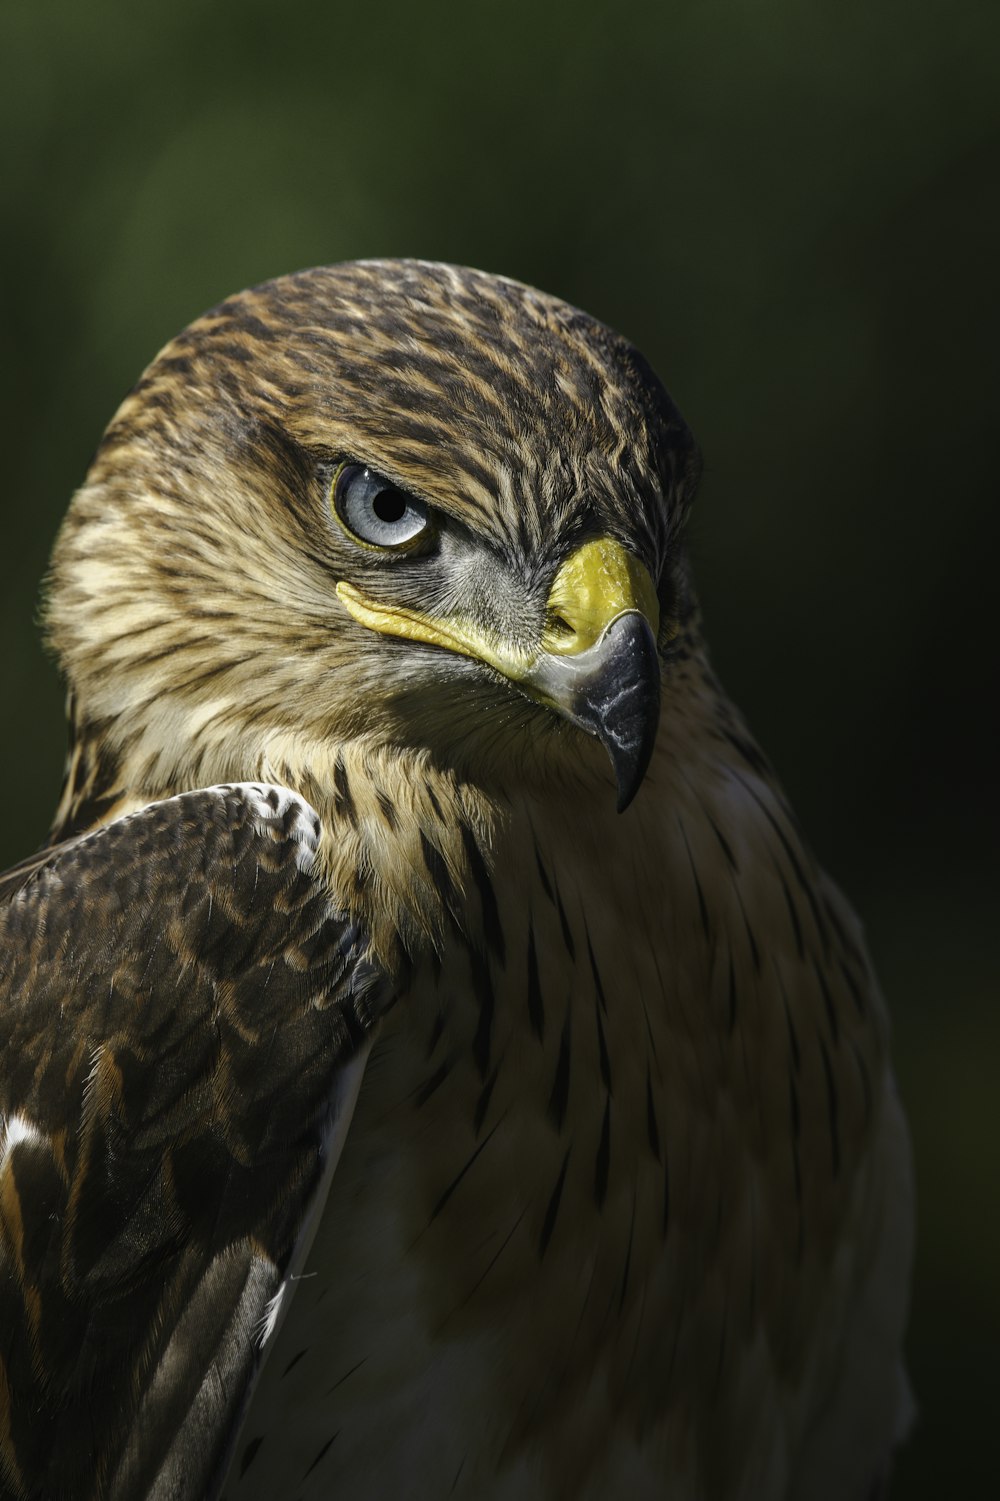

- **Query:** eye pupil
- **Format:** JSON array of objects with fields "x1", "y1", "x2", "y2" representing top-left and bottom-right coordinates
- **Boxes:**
[
  {"x1": 373, "y1": 490, "x2": 407, "y2": 525},
  {"x1": 332, "y1": 463, "x2": 432, "y2": 549}
]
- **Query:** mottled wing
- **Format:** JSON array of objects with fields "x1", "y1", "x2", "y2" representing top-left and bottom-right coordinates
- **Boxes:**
[{"x1": 0, "y1": 785, "x2": 387, "y2": 1501}]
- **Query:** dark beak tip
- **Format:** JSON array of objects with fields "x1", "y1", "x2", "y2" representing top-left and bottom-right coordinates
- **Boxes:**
[
  {"x1": 612, "y1": 768, "x2": 642, "y2": 816},
  {"x1": 611, "y1": 713, "x2": 659, "y2": 813},
  {"x1": 573, "y1": 611, "x2": 662, "y2": 812}
]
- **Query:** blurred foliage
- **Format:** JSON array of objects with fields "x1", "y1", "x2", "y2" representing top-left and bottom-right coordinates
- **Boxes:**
[{"x1": 1, "y1": 0, "x2": 997, "y2": 1490}]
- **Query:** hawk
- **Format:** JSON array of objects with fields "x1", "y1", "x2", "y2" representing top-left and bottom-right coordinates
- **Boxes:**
[{"x1": 0, "y1": 262, "x2": 913, "y2": 1500}]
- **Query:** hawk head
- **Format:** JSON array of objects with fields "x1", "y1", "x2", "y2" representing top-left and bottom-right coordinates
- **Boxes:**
[{"x1": 46, "y1": 261, "x2": 700, "y2": 863}]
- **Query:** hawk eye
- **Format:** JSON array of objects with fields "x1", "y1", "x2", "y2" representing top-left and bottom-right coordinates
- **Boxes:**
[{"x1": 332, "y1": 464, "x2": 430, "y2": 549}]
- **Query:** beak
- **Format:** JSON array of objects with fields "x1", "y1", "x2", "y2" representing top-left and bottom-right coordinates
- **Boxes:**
[
  {"x1": 336, "y1": 536, "x2": 662, "y2": 810},
  {"x1": 518, "y1": 539, "x2": 661, "y2": 811},
  {"x1": 519, "y1": 606, "x2": 660, "y2": 811}
]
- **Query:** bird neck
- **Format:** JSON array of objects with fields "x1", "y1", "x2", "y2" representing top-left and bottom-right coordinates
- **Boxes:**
[
  {"x1": 257, "y1": 733, "x2": 503, "y2": 974},
  {"x1": 49, "y1": 697, "x2": 127, "y2": 844}
]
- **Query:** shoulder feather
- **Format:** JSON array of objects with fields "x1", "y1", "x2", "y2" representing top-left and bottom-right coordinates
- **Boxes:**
[{"x1": 0, "y1": 784, "x2": 390, "y2": 1501}]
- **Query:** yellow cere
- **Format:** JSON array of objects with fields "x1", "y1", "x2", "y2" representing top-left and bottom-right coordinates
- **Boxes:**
[{"x1": 541, "y1": 538, "x2": 659, "y2": 655}]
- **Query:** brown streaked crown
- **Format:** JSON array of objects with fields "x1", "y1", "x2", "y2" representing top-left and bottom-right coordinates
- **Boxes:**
[{"x1": 90, "y1": 260, "x2": 698, "y2": 563}]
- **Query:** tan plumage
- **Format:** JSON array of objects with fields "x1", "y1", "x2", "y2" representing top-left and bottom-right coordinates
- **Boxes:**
[{"x1": 0, "y1": 261, "x2": 912, "y2": 1499}]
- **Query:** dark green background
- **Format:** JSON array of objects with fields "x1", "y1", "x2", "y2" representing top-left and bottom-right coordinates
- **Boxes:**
[{"x1": 2, "y1": 0, "x2": 996, "y2": 1490}]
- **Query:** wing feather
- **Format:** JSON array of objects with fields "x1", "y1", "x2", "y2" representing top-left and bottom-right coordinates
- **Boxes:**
[{"x1": 0, "y1": 784, "x2": 389, "y2": 1501}]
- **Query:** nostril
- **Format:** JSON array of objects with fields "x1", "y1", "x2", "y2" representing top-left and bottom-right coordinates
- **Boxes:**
[{"x1": 545, "y1": 611, "x2": 576, "y2": 640}]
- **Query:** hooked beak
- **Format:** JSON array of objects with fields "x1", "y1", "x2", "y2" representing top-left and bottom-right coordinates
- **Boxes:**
[
  {"x1": 519, "y1": 605, "x2": 660, "y2": 812},
  {"x1": 336, "y1": 536, "x2": 662, "y2": 810},
  {"x1": 515, "y1": 538, "x2": 661, "y2": 810}
]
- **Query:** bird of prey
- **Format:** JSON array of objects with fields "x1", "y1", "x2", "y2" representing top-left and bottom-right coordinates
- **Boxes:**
[{"x1": 0, "y1": 261, "x2": 913, "y2": 1501}]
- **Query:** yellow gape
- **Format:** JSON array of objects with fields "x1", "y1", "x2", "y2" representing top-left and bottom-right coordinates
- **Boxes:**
[{"x1": 336, "y1": 536, "x2": 658, "y2": 681}]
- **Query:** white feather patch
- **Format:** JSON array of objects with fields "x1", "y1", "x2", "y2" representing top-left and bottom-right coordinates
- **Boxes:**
[
  {"x1": 0, "y1": 1112, "x2": 45, "y2": 1172},
  {"x1": 241, "y1": 782, "x2": 323, "y2": 873},
  {"x1": 256, "y1": 1282, "x2": 289, "y2": 1349}
]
